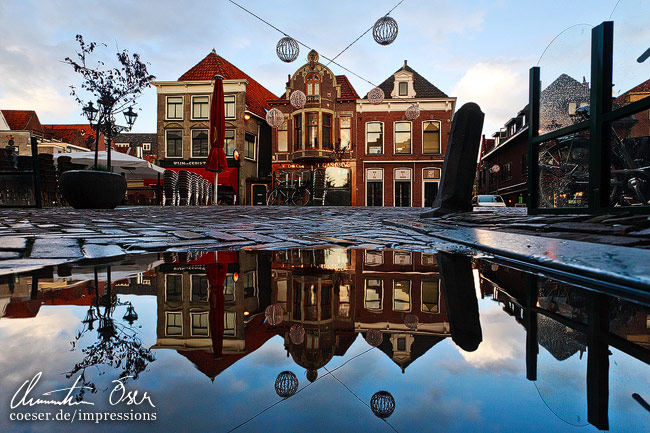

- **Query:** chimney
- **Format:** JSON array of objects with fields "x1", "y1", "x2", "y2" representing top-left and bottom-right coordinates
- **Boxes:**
[
  {"x1": 211, "y1": 48, "x2": 216, "y2": 54},
  {"x1": 403, "y1": 60, "x2": 408, "y2": 68}
]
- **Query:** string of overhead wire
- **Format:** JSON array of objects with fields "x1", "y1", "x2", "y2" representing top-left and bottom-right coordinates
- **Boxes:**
[
  {"x1": 227, "y1": 0, "x2": 418, "y2": 103},
  {"x1": 325, "y1": 0, "x2": 405, "y2": 66},
  {"x1": 226, "y1": 346, "x2": 375, "y2": 433}
]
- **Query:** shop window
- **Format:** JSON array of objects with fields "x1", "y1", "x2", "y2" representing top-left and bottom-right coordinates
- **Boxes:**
[
  {"x1": 366, "y1": 122, "x2": 383, "y2": 154},
  {"x1": 191, "y1": 130, "x2": 209, "y2": 158},
  {"x1": 423, "y1": 121, "x2": 441, "y2": 154}
]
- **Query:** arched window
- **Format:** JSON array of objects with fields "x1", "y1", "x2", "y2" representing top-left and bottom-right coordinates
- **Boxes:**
[{"x1": 306, "y1": 73, "x2": 321, "y2": 96}]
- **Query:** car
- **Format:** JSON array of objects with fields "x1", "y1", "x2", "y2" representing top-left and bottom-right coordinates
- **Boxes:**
[{"x1": 472, "y1": 195, "x2": 507, "y2": 207}]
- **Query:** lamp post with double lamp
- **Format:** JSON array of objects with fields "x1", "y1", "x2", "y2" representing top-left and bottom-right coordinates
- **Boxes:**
[{"x1": 83, "y1": 100, "x2": 138, "y2": 171}]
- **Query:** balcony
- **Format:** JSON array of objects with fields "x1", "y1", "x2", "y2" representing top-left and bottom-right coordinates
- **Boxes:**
[{"x1": 291, "y1": 149, "x2": 334, "y2": 164}]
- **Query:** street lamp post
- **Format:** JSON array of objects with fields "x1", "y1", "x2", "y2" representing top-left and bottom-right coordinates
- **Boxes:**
[{"x1": 82, "y1": 101, "x2": 100, "y2": 168}]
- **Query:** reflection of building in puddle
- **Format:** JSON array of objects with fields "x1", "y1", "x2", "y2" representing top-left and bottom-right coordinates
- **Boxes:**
[
  {"x1": 272, "y1": 249, "x2": 450, "y2": 377},
  {"x1": 151, "y1": 251, "x2": 273, "y2": 380}
]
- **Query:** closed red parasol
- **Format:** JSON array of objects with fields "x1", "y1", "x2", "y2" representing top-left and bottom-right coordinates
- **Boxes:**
[
  {"x1": 205, "y1": 74, "x2": 228, "y2": 205},
  {"x1": 206, "y1": 253, "x2": 226, "y2": 358}
]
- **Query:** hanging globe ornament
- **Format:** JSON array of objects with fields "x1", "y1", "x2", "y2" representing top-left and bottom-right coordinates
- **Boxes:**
[
  {"x1": 370, "y1": 391, "x2": 396, "y2": 419},
  {"x1": 275, "y1": 371, "x2": 299, "y2": 398},
  {"x1": 365, "y1": 329, "x2": 383, "y2": 347},
  {"x1": 265, "y1": 108, "x2": 284, "y2": 128},
  {"x1": 373, "y1": 16, "x2": 398, "y2": 46},
  {"x1": 404, "y1": 313, "x2": 419, "y2": 330},
  {"x1": 368, "y1": 87, "x2": 385, "y2": 105},
  {"x1": 405, "y1": 104, "x2": 421, "y2": 120},
  {"x1": 290, "y1": 90, "x2": 306, "y2": 109},
  {"x1": 289, "y1": 323, "x2": 305, "y2": 345},
  {"x1": 265, "y1": 303, "x2": 284, "y2": 326},
  {"x1": 276, "y1": 36, "x2": 299, "y2": 63}
]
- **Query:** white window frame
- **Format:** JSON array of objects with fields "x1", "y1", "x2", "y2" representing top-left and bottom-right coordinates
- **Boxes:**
[
  {"x1": 165, "y1": 129, "x2": 183, "y2": 159},
  {"x1": 165, "y1": 311, "x2": 183, "y2": 336},
  {"x1": 393, "y1": 121, "x2": 412, "y2": 155},
  {"x1": 398, "y1": 81, "x2": 408, "y2": 96},
  {"x1": 224, "y1": 311, "x2": 236, "y2": 336},
  {"x1": 277, "y1": 117, "x2": 288, "y2": 152},
  {"x1": 364, "y1": 278, "x2": 383, "y2": 311},
  {"x1": 191, "y1": 95, "x2": 210, "y2": 120},
  {"x1": 365, "y1": 121, "x2": 384, "y2": 155},
  {"x1": 393, "y1": 251, "x2": 412, "y2": 265},
  {"x1": 365, "y1": 168, "x2": 384, "y2": 206},
  {"x1": 190, "y1": 273, "x2": 208, "y2": 302},
  {"x1": 393, "y1": 168, "x2": 412, "y2": 207},
  {"x1": 224, "y1": 129, "x2": 236, "y2": 156},
  {"x1": 392, "y1": 280, "x2": 411, "y2": 312},
  {"x1": 364, "y1": 250, "x2": 384, "y2": 266},
  {"x1": 191, "y1": 129, "x2": 209, "y2": 159},
  {"x1": 422, "y1": 167, "x2": 441, "y2": 208},
  {"x1": 421, "y1": 279, "x2": 441, "y2": 314},
  {"x1": 142, "y1": 142, "x2": 151, "y2": 151},
  {"x1": 190, "y1": 311, "x2": 210, "y2": 336},
  {"x1": 224, "y1": 95, "x2": 236, "y2": 119},
  {"x1": 164, "y1": 273, "x2": 183, "y2": 301},
  {"x1": 422, "y1": 120, "x2": 442, "y2": 155},
  {"x1": 166, "y1": 96, "x2": 183, "y2": 120}
]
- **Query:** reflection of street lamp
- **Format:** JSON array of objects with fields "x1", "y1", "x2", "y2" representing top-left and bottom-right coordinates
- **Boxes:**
[
  {"x1": 123, "y1": 302, "x2": 138, "y2": 325},
  {"x1": 82, "y1": 307, "x2": 97, "y2": 330}
]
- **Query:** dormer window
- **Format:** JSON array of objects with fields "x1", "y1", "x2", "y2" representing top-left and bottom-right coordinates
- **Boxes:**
[
  {"x1": 306, "y1": 73, "x2": 321, "y2": 96},
  {"x1": 399, "y1": 82, "x2": 408, "y2": 96}
]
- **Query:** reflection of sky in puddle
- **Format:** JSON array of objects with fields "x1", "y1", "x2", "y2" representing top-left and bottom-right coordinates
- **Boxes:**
[{"x1": 0, "y1": 249, "x2": 648, "y2": 433}]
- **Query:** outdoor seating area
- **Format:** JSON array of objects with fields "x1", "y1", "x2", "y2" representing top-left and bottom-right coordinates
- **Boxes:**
[{"x1": 163, "y1": 169, "x2": 213, "y2": 206}]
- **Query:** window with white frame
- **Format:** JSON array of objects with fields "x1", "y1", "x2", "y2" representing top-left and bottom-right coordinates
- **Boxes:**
[
  {"x1": 339, "y1": 116, "x2": 351, "y2": 149},
  {"x1": 421, "y1": 279, "x2": 440, "y2": 313},
  {"x1": 224, "y1": 312, "x2": 236, "y2": 336},
  {"x1": 166, "y1": 130, "x2": 183, "y2": 158},
  {"x1": 364, "y1": 278, "x2": 383, "y2": 311},
  {"x1": 165, "y1": 312, "x2": 182, "y2": 336},
  {"x1": 245, "y1": 133, "x2": 256, "y2": 160},
  {"x1": 399, "y1": 81, "x2": 408, "y2": 96},
  {"x1": 191, "y1": 130, "x2": 209, "y2": 158},
  {"x1": 278, "y1": 118, "x2": 288, "y2": 152},
  {"x1": 191, "y1": 312, "x2": 209, "y2": 336},
  {"x1": 165, "y1": 274, "x2": 182, "y2": 301},
  {"x1": 143, "y1": 142, "x2": 151, "y2": 151},
  {"x1": 224, "y1": 95, "x2": 236, "y2": 119},
  {"x1": 394, "y1": 121, "x2": 411, "y2": 154},
  {"x1": 166, "y1": 96, "x2": 183, "y2": 120},
  {"x1": 366, "y1": 122, "x2": 383, "y2": 154},
  {"x1": 192, "y1": 96, "x2": 209, "y2": 119},
  {"x1": 423, "y1": 120, "x2": 441, "y2": 154},
  {"x1": 224, "y1": 129, "x2": 235, "y2": 156},
  {"x1": 191, "y1": 274, "x2": 208, "y2": 302},
  {"x1": 393, "y1": 280, "x2": 411, "y2": 312}
]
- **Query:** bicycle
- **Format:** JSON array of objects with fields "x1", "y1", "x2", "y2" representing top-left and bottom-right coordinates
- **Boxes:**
[
  {"x1": 266, "y1": 171, "x2": 312, "y2": 206},
  {"x1": 538, "y1": 106, "x2": 650, "y2": 208}
]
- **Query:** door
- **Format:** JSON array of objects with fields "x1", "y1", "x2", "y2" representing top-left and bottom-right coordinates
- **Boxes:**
[
  {"x1": 423, "y1": 181, "x2": 439, "y2": 207},
  {"x1": 395, "y1": 181, "x2": 411, "y2": 207},
  {"x1": 367, "y1": 181, "x2": 383, "y2": 206}
]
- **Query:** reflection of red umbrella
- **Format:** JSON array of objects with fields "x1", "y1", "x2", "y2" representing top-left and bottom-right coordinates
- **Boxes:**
[
  {"x1": 205, "y1": 74, "x2": 228, "y2": 205},
  {"x1": 206, "y1": 253, "x2": 226, "y2": 358}
]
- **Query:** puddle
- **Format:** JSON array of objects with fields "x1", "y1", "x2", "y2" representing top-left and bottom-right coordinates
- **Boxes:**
[{"x1": 0, "y1": 248, "x2": 648, "y2": 432}]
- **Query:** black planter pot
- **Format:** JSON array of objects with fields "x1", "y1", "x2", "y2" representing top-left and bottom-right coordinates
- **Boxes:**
[{"x1": 59, "y1": 170, "x2": 127, "y2": 209}]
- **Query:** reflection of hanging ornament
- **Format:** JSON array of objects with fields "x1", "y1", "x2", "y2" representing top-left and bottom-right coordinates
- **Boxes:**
[
  {"x1": 265, "y1": 303, "x2": 284, "y2": 326},
  {"x1": 404, "y1": 313, "x2": 419, "y2": 330},
  {"x1": 276, "y1": 37, "x2": 299, "y2": 62},
  {"x1": 490, "y1": 263, "x2": 499, "y2": 272},
  {"x1": 368, "y1": 87, "x2": 385, "y2": 105},
  {"x1": 370, "y1": 391, "x2": 396, "y2": 419},
  {"x1": 275, "y1": 371, "x2": 299, "y2": 398},
  {"x1": 365, "y1": 329, "x2": 383, "y2": 347},
  {"x1": 405, "y1": 104, "x2": 421, "y2": 120},
  {"x1": 266, "y1": 108, "x2": 284, "y2": 128},
  {"x1": 289, "y1": 323, "x2": 305, "y2": 345},
  {"x1": 373, "y1": 16, "x2": 398, "y2": 46},
  {"x1": 290, "y1": 90, "x2": 306, "y2": 109}
]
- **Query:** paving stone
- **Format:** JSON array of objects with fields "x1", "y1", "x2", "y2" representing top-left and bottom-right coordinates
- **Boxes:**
[
  {"x1": 0, "y1": 251, "x2": 21, "y2": 259},
  {"x1": 30, "y1": 238, "x2": 83, "y2": 259},
  {"x1": 82, "y1": 244, "x2": 126, "y2": 259},
  {"x1": 172, "y1": 230, "x2": 204, "y2": 239},
  {"x1": 0, "y1": 237, "x2": 27, "y2": 250},
  {"x1": 204, "y1": 230, "x2": 245, "y2": 241}
]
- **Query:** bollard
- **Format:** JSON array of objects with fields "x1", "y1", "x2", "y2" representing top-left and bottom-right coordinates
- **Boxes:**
[{"x1": 421, "y1": 103, "x2": 484, "y2": 217}]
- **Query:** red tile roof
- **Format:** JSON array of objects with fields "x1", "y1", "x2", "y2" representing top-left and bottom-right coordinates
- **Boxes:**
[
  {"x1": 615, "y1": 78, "x2": 650, "y2": 105},
  {"x1": 178, "y1": 50, "x2": 277, "y2": 118},
  {"x1": 1, "y1": 110, "x2": 37, "y2": 130},
  {"x1": 335, "y1": 75, "x2": 359, "y2": 100},
  {"x1": 43, "y1": 124, "x2": 104, "y2": 149}
]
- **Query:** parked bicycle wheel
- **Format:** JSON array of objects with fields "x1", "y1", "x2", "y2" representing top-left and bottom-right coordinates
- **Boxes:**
[
  {"x1": 266, "y1": 189, "x2": 279, "y2": 206},
  {"x1": 291, "y1": 188, "x2": 311, "y2": 206},
  {"x1": 538, "y1": 136, "x2": 590, "y2": 208}
]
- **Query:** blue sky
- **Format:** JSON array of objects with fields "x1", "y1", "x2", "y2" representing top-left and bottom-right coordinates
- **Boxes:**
[{"x1": 0, "y1": 0, "x2": 648, "y2": 135}]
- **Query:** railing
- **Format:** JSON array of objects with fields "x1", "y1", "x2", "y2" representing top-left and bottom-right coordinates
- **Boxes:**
[{"x1": 528, "y1": 21, "x2": 650, "y2": 214}]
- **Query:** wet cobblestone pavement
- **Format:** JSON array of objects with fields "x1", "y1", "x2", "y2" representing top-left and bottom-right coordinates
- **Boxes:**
[{"x1": 1, "y1": 206, "x2": 649, "y2": 290}]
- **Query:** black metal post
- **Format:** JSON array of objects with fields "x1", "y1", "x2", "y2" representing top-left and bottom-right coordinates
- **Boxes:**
[
  {"x1": 30, "y1": 137, "x2": 42, "y2": 208},
  {"x1": 524, "y1": 274, "x2": 538, "y2": 381},
  {"x1": 586, "y1": 292, "x2": 609, "y2": 430},
  {"x1": 93, "y1": 120, "x2": 100, "y2": 168},
  {"x1": 30, "y1": 272, "x2": 39, "y2": 300},
  {"x1": 588, "y1": 22, "x2": 614, "y2": 212},
  {"x1": 527, "y1": 67, "x2": 541, "y2": 211},
  {"x1": 107, "y1": 126, "x2": 112, "y2": 172}
]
